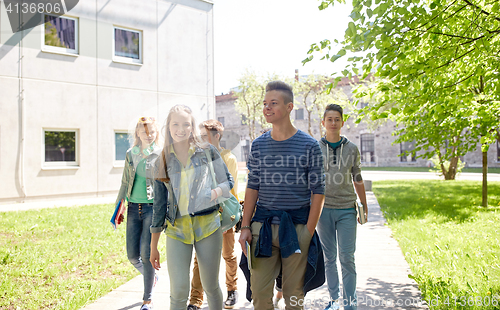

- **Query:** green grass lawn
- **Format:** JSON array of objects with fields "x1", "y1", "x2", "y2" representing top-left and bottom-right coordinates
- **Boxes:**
[
  {"x1": 362, "y1": 166, "x2": 500, "y2": 174},
  {"x1": 361, "y1": 166, "x2": 500, "y2": 174},
  {"x1": 373, "y1": 180, "x2": 500, "y2": 309},
  {"x1": 0, "y1": 204, "x2": 166, "y2": 310}
]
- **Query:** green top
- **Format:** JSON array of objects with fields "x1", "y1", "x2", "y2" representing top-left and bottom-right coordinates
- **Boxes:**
[
  {"x1": 326, "y1": 137, "x2": 344, "y2": 150},
  {"x1": 129, "y1": 158, "x2": 153, "y2": 203}
]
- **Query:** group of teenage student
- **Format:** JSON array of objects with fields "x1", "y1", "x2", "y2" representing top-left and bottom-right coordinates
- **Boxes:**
[{"x1": 116, "y1": 80, "x2": 368, "y2": 310}]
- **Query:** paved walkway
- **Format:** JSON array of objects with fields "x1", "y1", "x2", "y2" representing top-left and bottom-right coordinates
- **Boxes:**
[{"x1": 81, "y1": 191, "x2": 427, "y2": 310}]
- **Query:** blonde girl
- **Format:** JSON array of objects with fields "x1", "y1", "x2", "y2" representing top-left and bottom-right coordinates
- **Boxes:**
[
  {"x1": 115, "y1": 117, "x2": 161, "y2": 310},
  {"x1": 150, "y1": 105, "x2": 234, "y2": 310}
]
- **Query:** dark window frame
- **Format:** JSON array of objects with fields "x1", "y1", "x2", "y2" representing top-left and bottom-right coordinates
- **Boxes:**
[
  {"x1": 400, "y1": 141, "x2": 417, "y2": 162},
  {"x1": 42, "y1": 14, "x2": 79, "y2": 55},
  {"x1": 296, "y1": 108, "x2": 304, "y2": 120},
  {"x1": 218, "y1": 116, "x2": 225, "y2": 127},
  {"x1": 497, "y1": 140, "x2": 500, "y2": 162},
  {"x1": 360, "y1": 134, "x2": 375, "y2": 163},
  {"x1": 113, "y1": 26, "x2": 142, "y2": 64},
  {"x1": 43, "y1": 129, "x2": 78, "y2": 166},
  {"x1": 115, "y1": 131, "x2": 130, "y2": 161}
]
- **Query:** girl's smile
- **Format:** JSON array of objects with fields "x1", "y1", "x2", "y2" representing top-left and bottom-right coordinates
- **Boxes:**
[{"x1": 169, "y1": 111, "x2": 193, "y2": 144}]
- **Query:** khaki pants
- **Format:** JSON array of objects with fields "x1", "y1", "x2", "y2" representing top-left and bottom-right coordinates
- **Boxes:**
[
  {"x1": 189, "y1": 227, "x2": 238, "y2": 307},
  {"x1": 250, "y1": 222, "x2": 312, "y2": 310}
]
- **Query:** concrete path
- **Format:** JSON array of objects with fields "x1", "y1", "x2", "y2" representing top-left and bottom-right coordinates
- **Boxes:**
[{"x1": 80, "y1": 191, "x2": 427, "y2": 310}]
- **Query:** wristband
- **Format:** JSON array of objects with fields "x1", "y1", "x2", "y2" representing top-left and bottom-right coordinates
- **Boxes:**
[
  {"x1": 240, "y1": 226, "x2": 251, "y2": 231},
  {"x1": 213, "y1": 187, "x2": 222, "y2": 199}
]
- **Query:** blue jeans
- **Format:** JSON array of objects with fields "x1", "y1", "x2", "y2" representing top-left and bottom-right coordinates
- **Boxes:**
[
  {"x1": 317, "y1": 208, "x2": 357, "y2": 310},
  {"x1": 126, "y1": 202, "x2": 155, "y2": 301},
  {"x1": 166, "y1": 228, "x2": 223, "y2": 310}
]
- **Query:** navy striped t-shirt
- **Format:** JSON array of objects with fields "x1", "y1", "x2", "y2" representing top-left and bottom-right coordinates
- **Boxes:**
[{"x1": 246, "y1": 129, "x2": 325, "y2": 210}]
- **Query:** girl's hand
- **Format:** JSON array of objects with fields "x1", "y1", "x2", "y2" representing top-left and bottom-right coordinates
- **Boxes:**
[
  {"x1": 117, "y1": 214, "x2": 125, "y2": 225},
  {"x1": 150, "y1": 248, "x2": 161, "y2": 270},
  {"x1": 211, "y1": 187, "x2": 222, "y2": 201}
]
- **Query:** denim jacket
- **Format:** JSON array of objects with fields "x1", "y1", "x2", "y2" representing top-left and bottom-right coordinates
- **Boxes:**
[
  {"x1": 252, "y1": 206, "x2": 325, "y2": 294},
  {"x1": 151, "y1": 144, "x2": 234, "y2": 232},
  {"x1": 115, "y1": 145, "x2": 162, "y2": 206}
]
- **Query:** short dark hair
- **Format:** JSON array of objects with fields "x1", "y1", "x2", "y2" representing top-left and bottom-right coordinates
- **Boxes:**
[
  {"x1": 200, "y1": 119, "x2": 224, "y2": 140},
  {"x1": 323, "y1": 104, "x2": 343, "y2": 119},
  {"x1": 266, "y1": 80, "x2": 293, "y2": 104}
]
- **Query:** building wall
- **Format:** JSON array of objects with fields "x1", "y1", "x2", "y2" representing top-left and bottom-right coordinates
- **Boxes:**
[{"x1": 0, "y1": 0, "x2": 215, "y2": 203}]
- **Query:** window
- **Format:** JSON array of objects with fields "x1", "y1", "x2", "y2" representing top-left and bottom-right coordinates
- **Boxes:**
[
  {"x1": 115, "y1": 132, "x2": 130, "y2": 161},
  {"x1": 400, "y1": 141, "x2": 417, "y2": 162},
  {"x1": 44, "y1": 130, "x2": 78, "y2": 166},
  {"x1": 241, "y1": 115, "x2": 247, "y2": 125},
  {"x1": 42, "y1": 15, "x2": 78, "y2": 55},
  {"x1": 296, "y1": 108, "x2": 304, "y2": 120},
  {"x1": 218, "y1": 117, "x2": 225, "y2": 127},
  {"x1": 113, "y1": 26, "x2": 142, "y2": 64},
  {"x1": 360, "y1": 134, "x2": 375, "y2": 163},
  {"x1": 242, "y1": 142, "x2": 250, "y2": 163}
]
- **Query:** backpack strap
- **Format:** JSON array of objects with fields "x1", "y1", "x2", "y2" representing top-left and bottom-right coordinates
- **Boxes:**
[{"x1": 203, "y1": 148, "x2": 217, "y2": 189}]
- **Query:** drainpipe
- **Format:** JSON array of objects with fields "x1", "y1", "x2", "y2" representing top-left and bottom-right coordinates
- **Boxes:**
[{"x1": 19, "y1": 19, "x2": 26, "y2": 200}]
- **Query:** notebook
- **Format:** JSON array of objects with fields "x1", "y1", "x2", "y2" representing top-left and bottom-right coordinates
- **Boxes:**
[{"x1": 357, "y1": 201, "x2": 366, "y2": 225}]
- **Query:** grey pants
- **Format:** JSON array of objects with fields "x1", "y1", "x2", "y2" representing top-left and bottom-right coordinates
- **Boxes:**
[{"x1": 166, "y1": 228, "x2": 223, "y2": 310}]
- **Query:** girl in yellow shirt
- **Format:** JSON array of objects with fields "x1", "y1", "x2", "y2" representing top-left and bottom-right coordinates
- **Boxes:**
[{"x1": 150, "y1": 105, "x2": 234, "y2": 310}]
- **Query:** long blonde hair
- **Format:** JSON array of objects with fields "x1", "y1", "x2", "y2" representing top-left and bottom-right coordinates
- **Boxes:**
[
  {"x1": 157, "y1": 105, "x2": 205, "y2": 182},
  {"x1": 133, "y1": 117, "x2": 160, "y2": 147}
]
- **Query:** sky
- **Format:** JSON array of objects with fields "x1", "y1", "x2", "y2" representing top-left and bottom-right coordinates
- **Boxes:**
[{"x1": 212, "y1": 0, "x2": 353, "y2": 95}]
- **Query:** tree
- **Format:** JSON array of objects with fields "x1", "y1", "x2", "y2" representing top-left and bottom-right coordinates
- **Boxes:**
[
  {"x1": 305, "y1": 0, "x2": 500, "y2": 201},
  {"x1": 233, "y1": 71, "x2": 279, "y2": 142},
  {"x1": 293, "y1": 74, "x2": 349, "y2": 137}
]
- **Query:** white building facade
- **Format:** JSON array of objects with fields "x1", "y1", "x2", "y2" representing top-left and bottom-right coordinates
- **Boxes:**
[{"x1": 0, "y1": 0, "x2": 215, "y2": 203}]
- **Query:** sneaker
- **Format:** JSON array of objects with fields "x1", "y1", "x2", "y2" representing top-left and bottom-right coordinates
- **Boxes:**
[
  {"x1": 324, "y1": 301, "x2": 340, "y2": 310},
  {"x1": 224, "y1": 290, "x2": 238, "y2": 309},
  {"x1": 140, "y1": 303, "x2": 152, "y2": 310},
  {"x1": 187, "y1": 305, "x2": 200, "y2": 310}
]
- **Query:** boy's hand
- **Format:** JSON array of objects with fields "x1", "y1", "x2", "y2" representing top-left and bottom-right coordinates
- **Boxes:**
[
  {"x1": 150, "y1": 248, "x2": 161, "y2": 270},
  {"x1": 357, "y1": 202, "x2": 368, "y2": 224},
  {"x1": 238, "y1": 229, "x2": 252, "y2": 257},
  {"x1": 306, "y1": 223, "x2": 315, "y2": 237},
  {"x1": 363, "y1": 203, "x2": 368, "y2": 222}
]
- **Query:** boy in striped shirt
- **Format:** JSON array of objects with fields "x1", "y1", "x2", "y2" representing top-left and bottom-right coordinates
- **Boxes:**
[{"x1": 239, "y1": 81, "x2": 325, "y2": 310}]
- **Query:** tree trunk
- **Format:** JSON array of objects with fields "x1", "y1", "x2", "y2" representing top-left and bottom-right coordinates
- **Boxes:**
[
  {"x1": 307, "y1": 110, "x2": 313, "y2": 136},
  {"x1": 443, "y1": 156, "x2": 459, "y2": 180},
  {"x1": 482, "y1": 149, "x2": 488, "y2": 207}
]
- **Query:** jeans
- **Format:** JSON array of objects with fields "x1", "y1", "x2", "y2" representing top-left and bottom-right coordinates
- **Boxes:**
[
  {"x1": 126, "y1": 202, "x2": 155, "y2": 301},
  {"x1": 166, "y1": 228, "x2": 223, "y2": 310},
  {"x1": 317, "y1": 208, "x2": 357, "y2": 310},
  {"x1": 189, "y1": 227, "x2": 238, "y2": 307}
]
